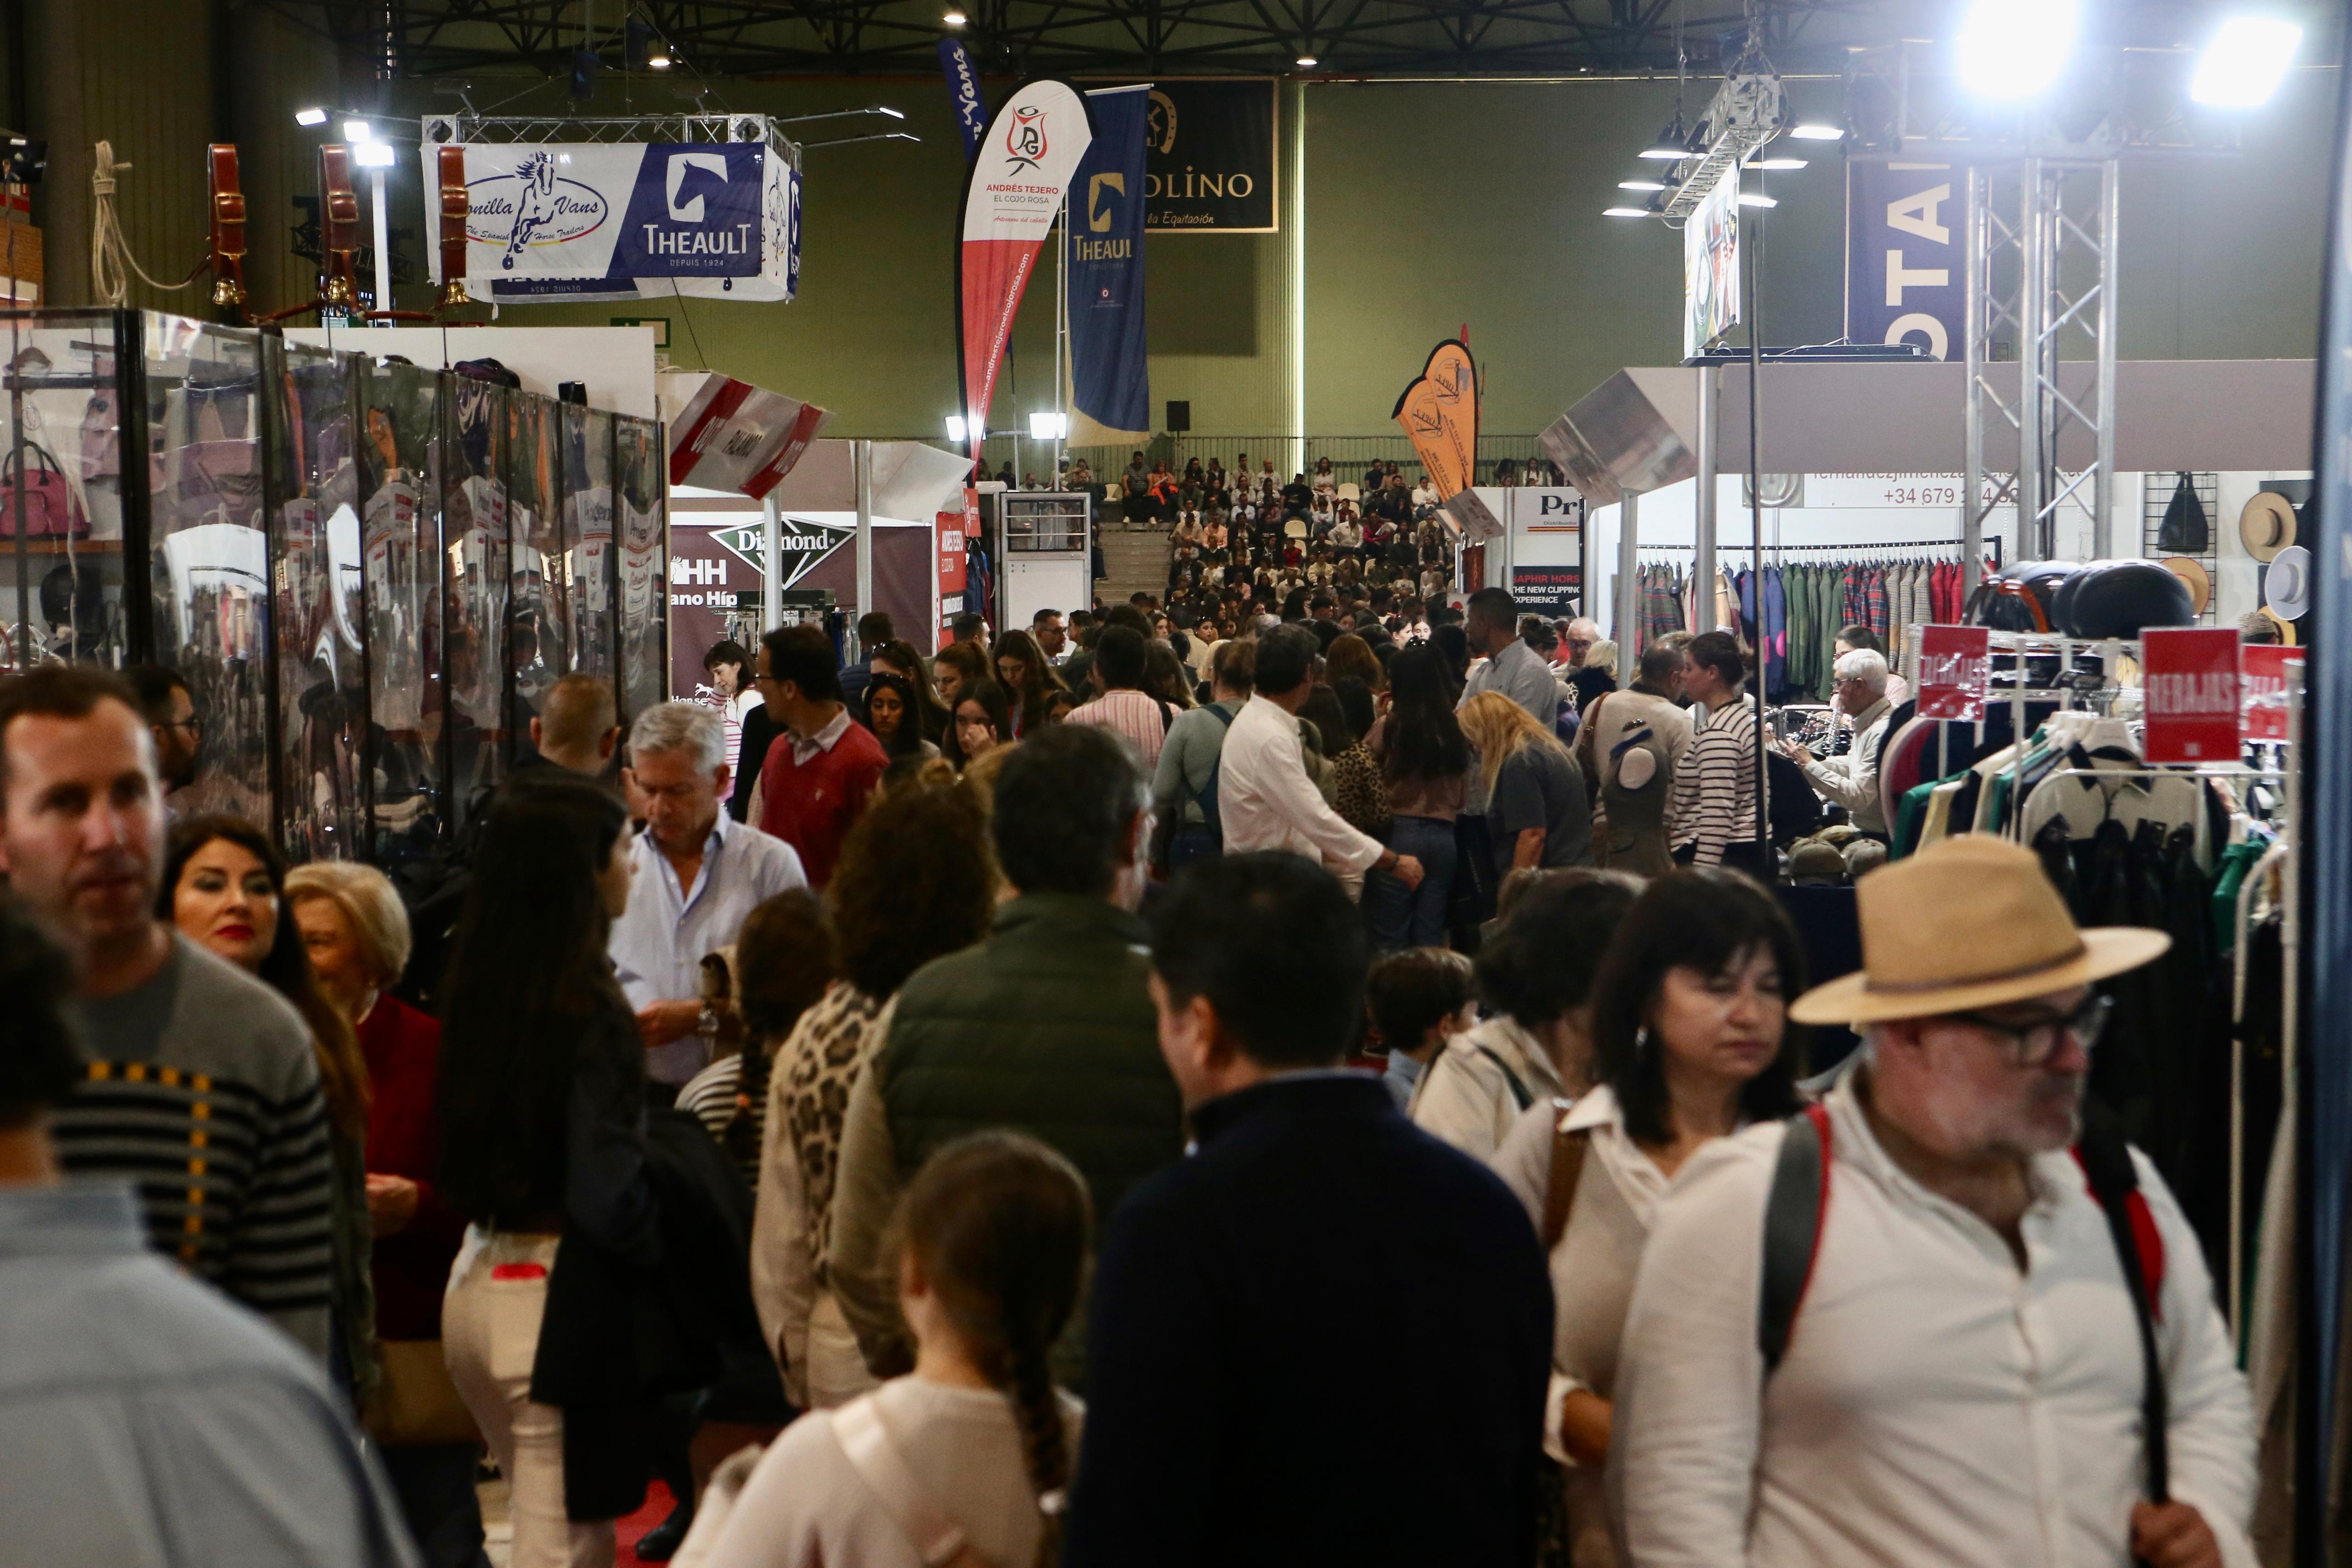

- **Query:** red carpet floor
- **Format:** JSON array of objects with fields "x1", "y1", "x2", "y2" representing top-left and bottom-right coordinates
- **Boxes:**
[{"x1": 613, "y1": 1480, "x2": 683, "y2": 1559}]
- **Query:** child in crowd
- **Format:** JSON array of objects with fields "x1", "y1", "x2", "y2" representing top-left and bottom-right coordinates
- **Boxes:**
[{"x1": 1364, "y1": 948, "x2": 1476, "y2": 1112}]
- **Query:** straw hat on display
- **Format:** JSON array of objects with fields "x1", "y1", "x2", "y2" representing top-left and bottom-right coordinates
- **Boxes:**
[
  {"x1": 2239, "y1": 491, "x2": 2298, "y2": 563},
  {"x1": 2159, "y1": 556, "x2": 2211, "y2": 617},
  {"x1": 1788, "y1": 837, "x2": 2170, "y2": 1026}
]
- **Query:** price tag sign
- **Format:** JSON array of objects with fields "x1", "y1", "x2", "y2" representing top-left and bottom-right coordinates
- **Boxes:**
[
  {"x1": 1917, "y1": 625, "x2": 1991, "y2": 721},
  {"x1": 2242, "y1": 643, "x2": 2305, "y2": 742},
  {"x1": 2143, "y1": 627, "x2": 2242, "y2": 763}
]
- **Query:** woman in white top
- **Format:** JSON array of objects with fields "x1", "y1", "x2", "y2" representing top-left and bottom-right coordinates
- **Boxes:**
[
  {"x1": 705, "y1": 1132, "x2": 1089, "y2": 1568},
  {"x1": 704, "y1": 639, "x2": 763, "y2": 804},
  {"x1": 1489, "y1": 869, "x2": 1807, "y2": 1567},
  {"x1": 1410, "y1": 870, "x2": 1640, "y2": 1159}
]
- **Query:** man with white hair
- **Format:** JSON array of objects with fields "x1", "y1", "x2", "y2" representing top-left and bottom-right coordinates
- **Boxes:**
[
  {"x1": 1778, "y1": 646, "x2": 1894, "y2": 839},
  {"x1": 1561, "y1": 617, "x2": 1601, "y2": 669},
  {"x1": 611, "y1": 700, "x2": 807, "y2": 1094},
  {"x1": 1611, "y1": 836, "x2": 2254, "y2": 1568}
]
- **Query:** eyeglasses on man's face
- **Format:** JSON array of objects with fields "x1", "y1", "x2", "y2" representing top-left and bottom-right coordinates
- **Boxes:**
[{"x1": 1944, "y1": 993, "x2": 2112, "y2": 1067}]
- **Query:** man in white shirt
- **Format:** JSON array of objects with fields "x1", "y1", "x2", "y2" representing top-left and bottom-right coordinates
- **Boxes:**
[
  {"x1": 611, "y1": 701, "x2": 807, "y2": 1092},
  {"x1": 1612, "y1": 836, "x2": 2253, "y2": 1568},
  {"x1": 1780, "y1": 646, "x2": 1894, "y2": 838},
  {"x1": 1220, "y1": 625, "x2": 1421, "y2": 899}
]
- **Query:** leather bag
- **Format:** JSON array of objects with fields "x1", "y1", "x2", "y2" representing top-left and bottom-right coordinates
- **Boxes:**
[{"x1": 0, "y1": 442, "x2": 89, "y2": 538}]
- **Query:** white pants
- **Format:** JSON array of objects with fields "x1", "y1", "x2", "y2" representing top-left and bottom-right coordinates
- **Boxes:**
[
  {"x1": 805, "y1": 1288, "x2": 879, "y2": 1410},
  {"x1": 444, "y1": 1228, "x2": 614, "y2": 1568}
]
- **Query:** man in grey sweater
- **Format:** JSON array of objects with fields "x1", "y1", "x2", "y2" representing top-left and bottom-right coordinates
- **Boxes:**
[{"x1": 0, "y1": 666, "x2": 336, "y2": 1365}]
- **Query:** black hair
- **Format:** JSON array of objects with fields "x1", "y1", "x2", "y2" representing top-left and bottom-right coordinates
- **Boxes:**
[
  {"x1": 944, "y1": 677, "x2": 1014, "y2": 769},
  {"x1": 760, "y1": 625, "x2": 842, "y2": 704},
  {"x1": 991, "y1": 724, "x2": 1142, "y2": 898},
  {"x1": 1590, "y1": 869, "x2": 1808, "y2": 1145},
  {"x1": 1093, "y1": 625, "x2": 1148, "y2": 690},
  {"x1": 1100, "y1": 603, "x2": 1153, "y2": 637},
  {"x1": 0, "y1": 894, "x2": 82, "y2": 1128},
  {"x1": 1380, "y1": 643, "x2": 1469, "y2": 785},
  {"x1": 122, "y1": 663, "x2": 193, "y2": 724},
  {"x1": 702, "y1": 639, "x2": 749, "y2": 674},
  {"x1": 1254, "y1": 624, "x2": 1317, "y2": 696},
  {"x1": 1333, "y1": 677, "x2": 1375, "y2": 748},
  {"x1": 832, "y1": 779, "x2": 996, "y2": 998},
  {"x1": 1364, "y1": 947, "x2": 1473, "y2": 1057},
  {"x1": 859, "y1": 671, "x2": 927, "y2": 759},
  {"x1": 1835, "y1": 625, "x2": 1885, "y2": 655},
  {"x1": 856, "y1": 612, "x2": 896, "y2": 646},
  {"x1": 1475, "y1": 869, "x2": 1642, "y2": 1029},
  {"x1": 727, "y1": 889, "x2": 837, "y2": 1169},
  {"x1": 1686, "y1": 630, "x2": 1746, "y2": 688},
  {"x1": 1466, "y1": 585, "x2": 1515, "y2": 630},
  {"x1": 951, "y1": 611, "x2": 989, "y2": 643},
  {"x1": 1150, "y1": 852, "x2": 1368, "y2": 1069},
  {"x1": 1298, "y1": 685, "x2": 1349, "y2": 756}
]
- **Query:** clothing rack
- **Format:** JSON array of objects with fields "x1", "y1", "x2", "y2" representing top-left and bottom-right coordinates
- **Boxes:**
[{"x1": 1631, "y1": 542, "x2": 1979, "y2": 555}]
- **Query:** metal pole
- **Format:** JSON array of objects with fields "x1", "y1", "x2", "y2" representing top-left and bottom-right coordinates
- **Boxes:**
[
  {"x1": 854, "y1": 439, "x2": 874, "y2": 640},
  {"x1": 761, "y1": 494, "x2": 781, "y2": 632},
  {"x1": 2018, "y1": 157, "x2": 2048, "y2": 558},
  {"x1": 1745, "y1": 211, "x2": 1768, "y2": 867},
  {"x1": 2092, "y1": 158, "x2": 2121, "y2": 560},
  {"x1": 1962, "y1": 167, "x2": 1985, "y2": 584},
  {"x1": 1616, "y1": 488, "x2": 1641, "y2": 658},
  {"x1": 370, "y1": 166, "x2": 393, "y2": 324},
  {"x1": 1695, "y1": 364, "x2": 1719, "y2": 632},
  {"x1": 1055, "y1": 195, "x2": 1068, "y2": 482}
]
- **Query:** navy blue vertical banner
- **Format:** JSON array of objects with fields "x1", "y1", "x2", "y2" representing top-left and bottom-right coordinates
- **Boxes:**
[
  {"x1": 1844, "y1": 161, "x2": 1962, "y2": 361},
  {"x1": 1068, "y1": 85, "x2": 1151, "y2": 445},
  {"x1": 939, "y1": 39, "x2": 988, "y2": 163}
]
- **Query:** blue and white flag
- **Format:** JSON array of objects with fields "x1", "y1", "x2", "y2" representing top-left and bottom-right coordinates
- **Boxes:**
[
  {"x1": 424, "y1": 138, "x2": 801, "y2": 304},
  {"x1": 939, "y1": 38, "x2": 988, "y2": 164},
  {"x1": 1068, "y1": 85, "x2": 1151, "y2": 446}
]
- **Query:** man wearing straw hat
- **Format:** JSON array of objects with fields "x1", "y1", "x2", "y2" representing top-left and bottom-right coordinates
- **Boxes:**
[{"x1": 1611, "y1": 837, "x2": 2255, "y2": 1568}]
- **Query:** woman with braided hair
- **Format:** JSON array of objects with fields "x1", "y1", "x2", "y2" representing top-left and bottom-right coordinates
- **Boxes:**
[{"x1": 701, "y1": 1130, "x2": 1091, "y2": 1568}]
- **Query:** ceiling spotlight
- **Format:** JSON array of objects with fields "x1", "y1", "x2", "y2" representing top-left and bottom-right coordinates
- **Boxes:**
[
  {"x1": 1788, "y1": 123, "x2": 1844, "y2": 141},
  {"x1": 294, "y1": 107, "x2": 328, "y2": 128},
  {"x1": 943, "y1": 9, "x2": 967, "y2": 24},
  {"x1": 1639, "y1": 109, "x2": 1694, "y2": 159},
  {"x1": 2191, "y1": 16, "x2": 2302, "y2": 108},
  {"x1": 344, "y1": 119, "x2": 373, "y2": 142},
  {"x1": 945, "y1": 415, "x2": 969, "y2": 443},
  {"x1": 647, "y1": 51, "x2": 673, "y2": 69},
  {"x1": 1957, "y1": 0, "x2": 2079, "y2": 100},
  {"x1": 1296, "y1": 54, "x2": 1318, "y2": 68},
  {"x1": 1618, "y1": 179, "x2": 1666, "y2": 192},
  {"x1": 874, "y1": 105, "x2": 906, "y2": 119},
  {"x1": 354, "y1": 141, "x2": 396, "y2": 168},
  {"x1": 1603, "y1": 206, "x2": 1652, "y2": 218},
  {"x1": 1029, "y1": 411, "x2": 1069, "y2": 440},
  {"x1": 1755, "y1": 157, "x2": 1808, "y2": 170},
  {"x1": 1737, "y1": 192, "x2": 1779, "y2": 207}
]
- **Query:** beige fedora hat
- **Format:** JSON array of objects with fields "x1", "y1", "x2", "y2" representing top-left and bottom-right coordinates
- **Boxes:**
[
  {"x1": 1788, "y1": 836, "x2": 2171, "y2": 1026},
  {"x1": 2239, "y1": 491, "x2": 2298, "y2": 563}
]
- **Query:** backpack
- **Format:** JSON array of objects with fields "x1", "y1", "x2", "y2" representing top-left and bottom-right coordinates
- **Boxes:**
[{"x1": 1758, "y1": 1098, "x2": 2171, "y2": 1501}]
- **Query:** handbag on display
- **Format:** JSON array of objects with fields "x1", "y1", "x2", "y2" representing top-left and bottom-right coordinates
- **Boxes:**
[
  {"x1": 364, "y1": 1339, "x2": 480, "y2": 1448},
  {"x1": 0, "y1": 442, "x2": 90, "y2": 538},
  {"x1": 2155, "y1": 472, "x2": 2209, "y2": 553}
]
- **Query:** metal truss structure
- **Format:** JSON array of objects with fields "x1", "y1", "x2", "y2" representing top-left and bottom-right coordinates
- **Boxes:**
[{"x1": 301, "y1": 0, "x2": 1904, "y2": 82}]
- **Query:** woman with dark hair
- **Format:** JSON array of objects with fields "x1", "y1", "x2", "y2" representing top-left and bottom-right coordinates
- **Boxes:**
[
  {"x1": 1324, "y1": 632, "x2": 1385, "y2": 698},
  {"x1": 992, "y1": 629, "x2": 1066, "y2": 739},
  {"x1": 933, "y1": 641, "x2": 991, "y2": 711},
  {"x1": 1488, "y1": 868, "x2": 1803, "y2": 1566},
  {"x1": 860, "y1": 671, "x2": 940, "y2": 762},
  {"x1": 1364, "y1": 644, "x2": 1470, "y2": 950},
  {"x1": 871, "y1": 638, "x2": 952, "y2": 742},
  {"x1": 944, "y1": 677, "x2": 1016, "y2": 773},
  {"x1": 1411, "y1": 869, "x2": 1641, "y2": 1160},
  {"x1": 752, "y1": 781, "x2": 996, "y2": 1411},
  {"x1": 712, "y1": 1133, "x2": 1089, "y2": 1568},
  {"x1": 1320, "y1": 676, "x2": 1387, "y2": 840},
  {"x1": 1142, "y1": 640, "x2": 1196, "y2": 715},
  {"x1": 435, "y1": 775, "x2": 652, "y2": 1567},
  {"x1": 163, "y1": 815, "x2": 375, "y2": 1405},
  {"x1": 1430, "y1": 623, "x2": 1470, "y2": 700},
  {"x1": 678, "y1": 889, "x2": 839, "y2": 1190}
]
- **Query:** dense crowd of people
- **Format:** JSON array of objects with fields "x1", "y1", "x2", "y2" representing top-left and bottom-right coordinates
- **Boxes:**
[{"x1": 0, "y1": 574, "x2": 2257, "y2": 1568}]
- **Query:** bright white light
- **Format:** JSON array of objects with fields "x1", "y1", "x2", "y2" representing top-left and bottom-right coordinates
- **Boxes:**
[
  {"x1": 1755, "y1": 157, "x2": 1808, "y2": 170},
  {"x1": 294, "y1": 107, "x2": 328, "y2": 127},
  {"x1": 875, "y1": 106, "x2": 906, "y2": 119},
  {"x1": 1029, "y1": 412, "x2": 1068, "y2": 440},
  {"x1": 1618, "y1": 179, "x2": 1666, "y2": 191},
  {"x1": 354, "y1": 141, "x2": 395, "y2": 168},
  {"x1": 1296, "y1": 55, "x2": 1318, "y2": 68},
  {"x1": 945, "y1": 415, "x2": 969, "y2": 443},
  {"x1": 1638, "y1": 144, "x2": 1688, "y2": 160},
  {"x1": 942, "y1": 9, "x2": 967, "y2": 24},
  {"x1": 2191, "y1": 16, "x2": 2302, "y2": 108},
  {"x1": 1603, "y1": 206, "x2": 1651, "y2": 218},
  {"x1": 1737, "y1": 192, "x2": 1779, "y2": 207},
  {"x1": 1788, "y1": 123, "x2": 1844, "y2": 140},
  {"x1": 647, "y1": 51, "x2": 673, "y2": 69},
  {"x1": 344, "y1": 119, "x2": 373, "y2": 142},
  {"x1": 1957, "y1": 0, "x2": 2079, "y2": 100}
]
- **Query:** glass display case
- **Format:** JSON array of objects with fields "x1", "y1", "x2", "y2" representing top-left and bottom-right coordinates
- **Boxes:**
[{"x1": 0, "y1": 309, "x2": 665, "y2": 868}]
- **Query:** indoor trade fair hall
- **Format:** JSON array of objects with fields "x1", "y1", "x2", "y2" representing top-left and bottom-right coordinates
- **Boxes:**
[{"x1": 3, "y1": 1, "x2": 2352, "y2": 1565}]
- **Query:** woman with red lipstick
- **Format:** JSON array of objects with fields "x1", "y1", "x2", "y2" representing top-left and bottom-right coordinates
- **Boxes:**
[
  {"x1": 1489, "y1": 869, "x2": 1806, "y2": 1568},
  {"x1": 162, "y1": 815, "x2": 376, "y2": 1408}
]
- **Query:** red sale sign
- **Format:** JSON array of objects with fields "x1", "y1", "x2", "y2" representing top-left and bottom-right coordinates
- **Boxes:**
[
  {"x1": 1917, "y1": 625, "x2": 1991, "y2": 721},
  {"x1": 2143, "y1": 628, "x2": 2241, "y2": 763},
  {"x1": 934, "y1": 486, "x2": 978, "y2": 649},
  {"x1": 2242, "y1": 643, "x2": 2305, "y2": 742}
]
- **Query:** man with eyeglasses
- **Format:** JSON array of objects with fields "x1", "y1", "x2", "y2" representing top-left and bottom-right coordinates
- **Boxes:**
[
  {"x1": 1612, "y1": 836, "x2": 2254, "y2": 1568},
  {"x1": 125, "y1": 665, "x2": 201, "y2": 800}
]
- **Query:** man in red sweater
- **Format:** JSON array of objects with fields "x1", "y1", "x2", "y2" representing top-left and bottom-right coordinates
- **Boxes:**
[{"x1": 750, "y1": 625, "x2": 888, "y2": 889}]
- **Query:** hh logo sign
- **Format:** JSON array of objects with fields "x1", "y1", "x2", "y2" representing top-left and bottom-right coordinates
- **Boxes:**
[{"x1": 467, "y1": 152, "x2": 611, "y2": 267}]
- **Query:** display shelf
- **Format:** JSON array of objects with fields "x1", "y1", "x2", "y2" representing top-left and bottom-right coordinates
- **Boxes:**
[{"x1": 0, "y1": 537, "x2": 124, "y2": 554}]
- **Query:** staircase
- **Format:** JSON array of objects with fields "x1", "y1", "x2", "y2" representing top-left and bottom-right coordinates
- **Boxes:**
[{"x1": 1095, "y1": 522, "x2": 1172, "y2": 612}]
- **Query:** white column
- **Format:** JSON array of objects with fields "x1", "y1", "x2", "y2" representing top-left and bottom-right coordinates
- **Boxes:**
[
  {"x1": 1616, "y1": 489, "x2": 1642, "y2": 655},
  {"x1": 1695, "y1": 365, "x2": 1718, "y2": 633},
  {"x1": 854, "y1": 439, "x2": 874, "y2": 632}
]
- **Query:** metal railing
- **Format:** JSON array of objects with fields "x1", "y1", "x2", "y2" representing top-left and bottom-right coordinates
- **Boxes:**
[{"x1": 859, "y1": 432, "x2": 1563, "y2": 491}]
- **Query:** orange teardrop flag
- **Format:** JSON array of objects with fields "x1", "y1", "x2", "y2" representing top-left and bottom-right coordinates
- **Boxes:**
[{"x1": 1392, "y1": 339, "x2": 1478, "y2": 500}]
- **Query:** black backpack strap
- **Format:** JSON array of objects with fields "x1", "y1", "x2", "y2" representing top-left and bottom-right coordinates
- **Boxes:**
[
  {"x1": 2075, "y1": 1102, "x2": 2171, "y2": 1504},
  {"x1": 1758, "y1": 1102, "x2": 1833, "y2": 1373},
  {"x1": 1472, "y1": 1043, "x2": 1534, "y2": 1112}
]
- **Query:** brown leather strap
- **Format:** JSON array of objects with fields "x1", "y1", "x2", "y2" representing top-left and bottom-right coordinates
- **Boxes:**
[
  {"x1": 206, "y1": 144, "x2": 248, "y2": 320},
  {"x1": 319, "y1": 144, "x2": 359, "y2": 306},
  {"x1": 437, "y1": 144, "x2": 473, "y2": 308},
  {"x1": 1541, "y1": 1111, "x2": 1589, "y2": 1252}
]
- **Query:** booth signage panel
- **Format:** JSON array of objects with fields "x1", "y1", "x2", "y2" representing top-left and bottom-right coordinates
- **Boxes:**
[
  {"x1": 1143, "y1": 80, "x2": 1277, "y2": 231},
  {"x1": 1684, "y1": 173, "x2": 1741, "y2": 360},
  {"x1": 1519, "y1": 489, "x2": 1584, "y2": 533},
  {"x1": 1511, "y1": 566, "x2": 1582, "y2": 619},
  {"x1": 1916, "y1": 625, "x2": 1990, "y2": 721},
  {"x1": 2143, "y1": 628, "x2": 2242, "y2": 763},
  {"x1": 1846, "y1": 162, "x2": 1962, "y2": 362},
  {"x1": 2243, "y1": 643, "x2": 2305, "y2": 742}
]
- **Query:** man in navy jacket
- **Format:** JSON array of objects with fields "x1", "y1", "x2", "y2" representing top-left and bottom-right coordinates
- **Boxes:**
[{"x1": 1065, "y1": 852, "x2": 1553, "y2": 1568}]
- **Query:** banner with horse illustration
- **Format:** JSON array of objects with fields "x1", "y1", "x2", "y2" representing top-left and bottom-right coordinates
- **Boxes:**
[{"x1": 421, "y1": 138, "x2": 799, "y2": 304}]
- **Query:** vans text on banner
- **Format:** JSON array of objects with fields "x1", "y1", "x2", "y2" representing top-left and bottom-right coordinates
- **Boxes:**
[
  {"x1": 2243, "y1": 643, "x2": 2306, "y2": 742},
  {"x1": 1916, "y1": 625, "x2": 1991, "y2": 722},
  {"x1": 661, "y1": 371, "x2": 831, "y2": 499},
  {"x1": 939, "y1": 38, "x2": 988, "y2": 163},
  {"x1": 2143, "y1": 627, "x2": 2242, "y2": 763},
  {"x1": 1846, "y1": 161, "x2": 1961, "y2": 361},
  {"x1": 1068, "y1": 85, "x2": 1152, "y2": 446},
  {"x1": 423, "y1": 138, "x2": 801, "y2": 304},
  {"x1": 957, "y1": 79, "x2": 1093, "y2": 457}
]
